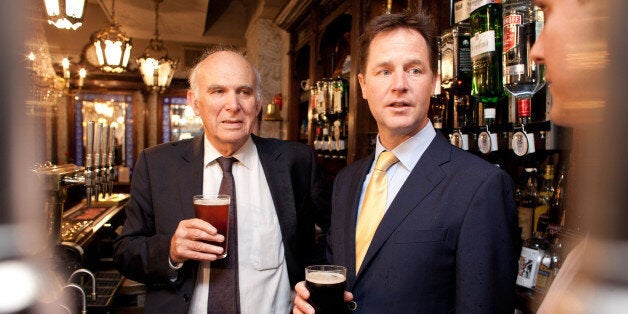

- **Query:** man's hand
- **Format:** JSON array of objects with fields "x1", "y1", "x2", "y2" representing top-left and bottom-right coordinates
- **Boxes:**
[
  {"x1": 169, "y1": 218, "x2": 225, "y2": 263},
  {"x1": 292, "y1": 281, "x2": 354, "y2": 314}
]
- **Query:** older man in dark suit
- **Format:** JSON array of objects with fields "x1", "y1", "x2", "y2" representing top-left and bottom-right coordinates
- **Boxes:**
[
  {"x1": 294, "y1": 11, "x2": 518, "y2": 314},
  {"x1": 114, "y1": 48, "x2": 331, "y2": 314}
]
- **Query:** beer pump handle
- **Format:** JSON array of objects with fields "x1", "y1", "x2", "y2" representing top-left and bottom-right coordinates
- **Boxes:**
[
  {"x1": 93, "y1": 123, "x2": 102, "y2": 203},
  {"x1": 101, "y1": 124, "x2": 110, "y2": 199},
  {"x1": 85, "y1": 121, "x2": 95, "y2": 208},
  {"x1": 108, "y1": 126, "x2": 116, "y2": 197}
]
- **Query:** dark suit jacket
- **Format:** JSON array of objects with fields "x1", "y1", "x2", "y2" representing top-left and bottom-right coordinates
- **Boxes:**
[
  {"x1": 113, "y1": 134, "x2": 331, "y2": 314},
  {"x1": 329, "y1": 134, "x2": 518, "y2": 313}
]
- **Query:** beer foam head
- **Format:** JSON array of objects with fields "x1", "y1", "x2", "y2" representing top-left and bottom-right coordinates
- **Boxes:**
[
  {"x1": 306, "y1": 271, "x2": 346, "y2": 285},
  {"x1": 193, "y1": 196, "x2": 230, "y2": 206}
]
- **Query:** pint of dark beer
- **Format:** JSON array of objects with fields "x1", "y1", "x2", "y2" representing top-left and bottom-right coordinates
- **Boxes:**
[
  {"x1": 193, "y1": 194, "x2": 230, "y2": 259},
  {"x1": 305, "y1": 265, "x2": 347, "y2": 314}
]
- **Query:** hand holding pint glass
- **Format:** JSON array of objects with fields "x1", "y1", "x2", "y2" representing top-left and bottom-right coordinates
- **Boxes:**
[
  {"x1": 193, "y1": 194, "x2": 231, "y2": 259},
  {"x1": 304, "y1": 265, "x2": 347, "y2": 314}
]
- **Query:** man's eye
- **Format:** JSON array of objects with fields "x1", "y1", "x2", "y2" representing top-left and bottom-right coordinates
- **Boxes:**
[
  {"x1": 409, "y1": 68, "x2": 421, "y2": 75},
  {"x1": 380, "y1": 69, "x2": 391, "y2": 75}
]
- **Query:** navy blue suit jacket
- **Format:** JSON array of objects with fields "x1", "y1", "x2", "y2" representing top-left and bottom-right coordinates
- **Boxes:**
[
  {"x1": 113, "y1": 134, "x2": 331, "y2": 314},
  {"x1": 329, "y1": 134, "x2": 518, "y2": 313}
]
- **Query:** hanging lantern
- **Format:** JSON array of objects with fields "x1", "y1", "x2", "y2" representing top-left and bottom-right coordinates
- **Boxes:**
[
  {"x1": 91, "y1": 0, "x2": 132, "y2": 73},
  {"x1": 43, "y1": 0, "x2": 87, "y2": 30},
  {"x1": 137, "y1": 0, "x2": 178, "y2": 93}
]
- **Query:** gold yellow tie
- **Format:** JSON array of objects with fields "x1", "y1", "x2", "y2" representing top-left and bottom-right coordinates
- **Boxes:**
[{"x1": 355, "y1": 151, "x2": 399, "y2": 272}]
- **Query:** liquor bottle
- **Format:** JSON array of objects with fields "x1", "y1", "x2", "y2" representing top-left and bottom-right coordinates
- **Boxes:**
[
  {"x1": 516, "y1": 217, "x2": 555, "y2": 290},
  {"x1": 332, "y1": 77, "x2": 348, "y2": 117},
  {"x1": 314, "y1": 126, "x2": 323, "y2": 159},
  {"x1": 503, "y1": 0, "x2": 545, "y2": 100},
  {"x1": 538, "y1": 164, "x2": 555, "y2": 204},
  {"x1": 328, "y1": 123, "x2": 336, "y2": 159},
  {"x1": 321, "y1": 124, "x2": 331, "y2": 159},
  {"x1": 470, "y1": 0, "x2": 505, "y2": 104},
  {"x1": 431, "y1": 41, "x2": 447, "y2": 130},
  {"x1": 517, "y1": 167, "x2": 540, "y2": 241},
  {"x1": 454, "y1": 0, "x2": 471, "y2": 24},
  {"x1": 547, "y1": 165, "x2": 566, "y2": 237},
  {"x1": 441, "y1": 24, "x2": 472, "y2": 94}
]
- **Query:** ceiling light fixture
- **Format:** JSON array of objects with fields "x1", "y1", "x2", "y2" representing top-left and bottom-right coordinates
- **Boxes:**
[
  {"x1": 137, "y1": 0, "x2": 178, "y2": 93},
  {"x1": 43, "y1": 0, "x2": 87, "y2": 30},
  {"x1": 91, "y1": 0, "x2": 132, "y2": 73}
]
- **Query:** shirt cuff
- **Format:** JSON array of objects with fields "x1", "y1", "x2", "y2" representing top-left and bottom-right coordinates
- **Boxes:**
[{"x1": 168, "y1": 256, "x2": 184, "y2": 270}]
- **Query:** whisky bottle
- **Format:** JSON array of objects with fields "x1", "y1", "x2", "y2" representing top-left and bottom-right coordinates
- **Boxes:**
[
  {"x1": 432, "y1": 42, "x2": 447, "y2": 130},
  {"x1": 517, "y1": 167, "x2": 540, "y2": 241},
  {"x1": 516, "y1": 217, "x2": 554, "y2": 290},
  {"x1": 470, "y1": 0, "x2": 505, "y2": 104},
  {"x1": 548, "y1": 166, "x2": 566, "y2": 236},
  {"x1": 441, "y1": 24, "x2": 472, "y2": 94}
]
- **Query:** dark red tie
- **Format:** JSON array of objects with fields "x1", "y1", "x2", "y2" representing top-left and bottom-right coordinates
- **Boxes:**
[{"x1": 208, "y1": 157, "x2": 240, "y2": 313}]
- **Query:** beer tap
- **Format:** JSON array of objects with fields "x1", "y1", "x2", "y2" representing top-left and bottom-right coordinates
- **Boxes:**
[
  {"x1": 84, "y1": 121, "x2": 95, "y2": 209},
  {"x1": 67, "y1": 268, "x2": 97, "y2": 301},
  {"x1": 62, "y1": 283, "x2": 87, "y2": 314},
  {"x1": 93, "y1": 123, "x2": 103, "y2": 203},
  {"x1": 100, "y1": 124, "x2": 110, "y2": 200},
  {"x1": 107, "y1": 126, "x2": 116, "y2": 198}
]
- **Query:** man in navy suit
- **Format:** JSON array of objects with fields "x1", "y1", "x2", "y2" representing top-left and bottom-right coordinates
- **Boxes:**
[
  {"x1": 114, "y1": 48, "x2": 331, "y2": 314},
  {"x1": 294, "y1": 11, "x2": 518, "y2": 313}
]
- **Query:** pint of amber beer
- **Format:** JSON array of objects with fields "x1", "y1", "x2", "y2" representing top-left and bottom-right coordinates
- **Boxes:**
[
  {"x1": 305, "y1": 265, "x2": 347, "y2": 314},
  {"x1": 193, "y1": 194, "x2": 231, "y2": 259}
]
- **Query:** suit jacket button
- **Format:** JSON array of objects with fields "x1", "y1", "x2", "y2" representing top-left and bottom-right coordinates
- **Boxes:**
[
  {"x1": 183, "y1": 294, "x2": 190, "y2": 302},
  {"x1": 347, "y1": 301, "x2": 357, "y2": 311}
]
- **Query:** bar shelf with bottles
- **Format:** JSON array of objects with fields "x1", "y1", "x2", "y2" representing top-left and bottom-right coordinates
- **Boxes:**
[
  {"x1": 306, "y1": 76, "x2": 350, "y2": 179},
  {"x1": 435, "y1": 1, "x2": 576, "y2": 312}
]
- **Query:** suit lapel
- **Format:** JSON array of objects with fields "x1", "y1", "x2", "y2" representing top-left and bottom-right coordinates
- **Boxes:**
[
  {"x1": 356, "y1": 135, "x2": 452, "y2": 279},
  {"x1": 345, "y1": 155, "x2": 374, "y2": 287},
  {"x1": 177, "y1": 135, "x2": 204, "y2": 219},
  {"x1": 253, "y1": 136, "x2": 297, "y2": 243}
]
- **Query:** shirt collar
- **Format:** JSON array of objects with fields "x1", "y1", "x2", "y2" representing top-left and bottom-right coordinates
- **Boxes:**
[
  {"x1": 374, "y1": 121, "x2": 436, "y2": 171},
  {"x1": 203, "y1": 135, "x2": 256, "y2": 170}
]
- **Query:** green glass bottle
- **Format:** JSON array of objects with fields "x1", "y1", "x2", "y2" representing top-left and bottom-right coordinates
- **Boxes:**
[{"x1": 470, "y1": 0, "x2": 505, "y2": 104}]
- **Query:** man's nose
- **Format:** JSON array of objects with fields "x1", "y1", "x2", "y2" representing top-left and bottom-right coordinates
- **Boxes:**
[
  {"x1": 390, "y1": 71, "x2": 409, "y2": 92},
  {"x1": 530, "y1": 34, "x2": 545, "y2": 65},
  {"x1": 224, "y1": 92, "x2": 240, "y2": 111}
]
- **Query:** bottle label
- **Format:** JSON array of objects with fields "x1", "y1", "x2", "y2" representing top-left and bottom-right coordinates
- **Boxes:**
[
  {"x1": 454, "y1": 0, "x2": 471, "y2": 23},
  {"x1": 441, "y1": 35, "x2": 455, "y2": 88},
  {"x1": 518, "y1": 205, "x2": 534, "y2": 240},
  {"x1": 470, "y1": 0, "x2": 502, "y2": 13},
  {"x1": 512, "y1": 131, "x2": 528, "y2": 156},
  {"x1": 505, "y1": 64, "x2": 525, "y2": 75},
  {"x1": 478, "y1": 131, "x2": 498, "y2": 154},
  {"x1": 470, "y1": 31, "x2": 496, "y2": 58},
  {"x1": 450, "y1": 132, "x2": 469, "y2": 150},
  {"x1": 333, "y1": 82, "x2": 344, "y2": 113},
  {"x1": 503, "y1": 14, "x2": 522, "y2": 53},
  {"x1": 516, "y1": 246, "x2": 544, "y2": 288}
]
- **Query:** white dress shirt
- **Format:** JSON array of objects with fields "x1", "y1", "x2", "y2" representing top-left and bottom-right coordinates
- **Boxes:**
[
  {"x1": 357, "y1": 121, "x2": 436, "y2": 220},
  {"x1": 188, "y1": 136, "x2": 291, "y2": 314}
]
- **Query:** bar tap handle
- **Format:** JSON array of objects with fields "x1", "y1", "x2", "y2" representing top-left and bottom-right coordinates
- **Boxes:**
[
  {"x1": 93, "y1": 123, "x2": 102, "y2": 203},
  {"x1": 107, "y1": 125, "x2": 116, "y2": 197},
  {"x1": 101, "y1": 124, "x2": 110, "y2": 200},
  {"x1": 84, "y1": 121, "x2": 95, "y2": 209}
]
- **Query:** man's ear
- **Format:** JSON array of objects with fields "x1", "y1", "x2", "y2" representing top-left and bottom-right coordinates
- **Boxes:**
[
  {"x1": 187, "y1": 90, "x2": 201, "y2": 115},
  {"x1": 358, "y1": 73, "x2": 368, "y2": 100}
]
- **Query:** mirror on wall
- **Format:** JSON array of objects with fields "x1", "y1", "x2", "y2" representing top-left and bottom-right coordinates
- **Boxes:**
[
  {"x1": 74, "y1": 93, "x2": 134, "y2": 169},
  {"x1": 162, "y1": 96, "x2": 203, "y2": 143}
]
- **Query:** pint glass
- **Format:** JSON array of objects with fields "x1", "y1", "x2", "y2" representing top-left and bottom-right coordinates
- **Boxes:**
[{"x1": 193, "y1": 194, "x2": 230, "y2": 259}]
